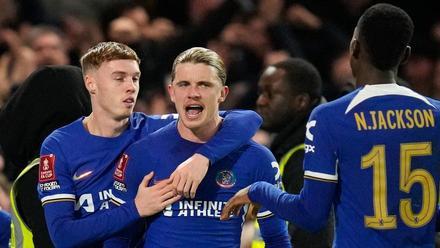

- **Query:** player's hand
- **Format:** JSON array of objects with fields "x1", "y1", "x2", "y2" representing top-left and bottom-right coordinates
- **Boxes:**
[
  {"x1": 170, "y1": 153, "x2": 209, "y2": 199},
  {"x1": 220, "y1": 186, "x2": 253, "y2": 220},
  {"x1": 134, "y1": 172, "x2": 181, "y2": 217}
]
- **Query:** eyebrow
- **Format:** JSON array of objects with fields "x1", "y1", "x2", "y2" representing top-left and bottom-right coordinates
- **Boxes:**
[
  {"x1": 198, "y1": 80, "x2": 214, "y2": 85},
  {"x1": 111, "y1": 71, "x2": 141, "y2": 76},
  {"x1": 174, "y1": 80, "x2": 217, "y2": 86}
]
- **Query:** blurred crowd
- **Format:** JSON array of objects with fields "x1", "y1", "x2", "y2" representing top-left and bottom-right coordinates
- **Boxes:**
[{"x1": 0, "y1": 0, "x2": 439, "y2": 212}]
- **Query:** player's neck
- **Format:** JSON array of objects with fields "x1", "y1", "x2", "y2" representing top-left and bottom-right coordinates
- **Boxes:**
[
  {"x1": 177, "y1": 116, "x2": 222, "y2": 143},
  {"x1": 83, "y1": 112, "x2": 129, "y2": 137},
  {"x1": 356, "y1": 65, "x2": 397, "y2": 86}
]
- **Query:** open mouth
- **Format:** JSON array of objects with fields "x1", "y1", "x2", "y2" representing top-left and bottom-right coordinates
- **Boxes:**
[
  {"x1": 185, "y1": 104, "x2": 204, "y2": 119},
  {"x1": 123, "y1": 97, "x2": 135, "y2": 106}
]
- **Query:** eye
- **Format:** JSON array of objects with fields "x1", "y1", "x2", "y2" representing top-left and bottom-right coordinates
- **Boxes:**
[
  {"x1": 176, "y1": 81, "x2": 189, "y2": 87},
  {"x1": 199, "y1": 82, "x2": 212, "y2": 88},
  {"x1": 132, "y1": 76, "x2": 140, "y2": 83},
  {"x1": 261, "y1": 91, "x2": 271, "y2": 99}
]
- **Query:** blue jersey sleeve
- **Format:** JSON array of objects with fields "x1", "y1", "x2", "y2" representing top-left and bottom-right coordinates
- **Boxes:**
[
  {"x1": 43, "y1": 200, "x2": 140, "y2": 247},
  {"x1": 38, "y1": 134, "x2": 141, "y2": 247},
  {"x1": 38, "y1": 134, "x2": 76, "y2": 205},
  {"x1": 249, "y1": 179, "x2": 336, "y2": 232},
  {"x1": 145, "y1": 114, "x2": 179, "y2": 133},
  {"x1": 111, "y1": 139, "x2": 153, "y2": 206},
  {"x1": 250, "y1": 145, "x2": 290, "y2": 247},
  {"x1": 145, "y1": 110, "x2": 261, "y2": 164},
  {"x1": 197, "y1": 110, "x2": 262, "y2": 163},
  {"x1": 303, "y1": 106, "x2": 338, "y2": 183},
  {"x1": 258, "y1": 217, "x2": 291, "y2": 248},
  {"x1": 0, "y1": 210, "x2": 10, "y2": 247}
]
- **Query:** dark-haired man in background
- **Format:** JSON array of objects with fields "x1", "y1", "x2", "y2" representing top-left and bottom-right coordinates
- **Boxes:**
[
  {"x1": 222, "y1": 3, "x2": 440, "y2": 247},
  {"x1": 256, "y1": 58, "x2": 332, "y2": 247}
]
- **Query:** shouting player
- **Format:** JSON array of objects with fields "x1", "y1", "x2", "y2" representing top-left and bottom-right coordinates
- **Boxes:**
[
  {"x1": 38, "y1": 42, "x2": 262, "y2": 247},
  {"x1": 111, "y1": 47, "x2": 291, "y2": 248}
]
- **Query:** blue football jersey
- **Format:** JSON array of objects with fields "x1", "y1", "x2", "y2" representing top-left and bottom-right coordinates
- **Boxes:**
[
  {"x1": 38, "y1": 113, "x2": 176, "y2": 216},
  {"x1": 303, "y1": 84, "x2": 440, "y2": 247},
  {"x1": 38, "y1": 113, "x2": 177, "y2": 246},
  {"x1": 112, "y1": 121, "x2": 288, "y2": 248},
  {"x1": 37, "y1": 110, "x2": 262, "y2": 247}
]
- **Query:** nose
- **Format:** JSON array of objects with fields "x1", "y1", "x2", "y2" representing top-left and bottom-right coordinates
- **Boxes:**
[
  {"x1": 256, "y1": 94, "x2": 268, "y2": 107},
  {"x1": 126, "y1": 79, "x2": 137, "y2": 93},
  {"x1": 187, "y1": 85, "x2": 201, "y2": 99}
]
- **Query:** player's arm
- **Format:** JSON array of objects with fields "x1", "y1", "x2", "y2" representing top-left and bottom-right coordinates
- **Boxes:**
[
  {"x1": 198, "y1": 109, "x2": 263, "y2": 163},
  {"x1": 171, "y1": 110, "x2": 262, "y2": 198},
  {"x1": 111, "y1": 140, "x2": 180, "y2": 212},
  {"x1": 250, "y1": 147, "x2": 290, "y2": 247},
  {"x1": 109, "y1": 141, "x2": 181, "y2": 246},
  {"x1": 43, "y1": 200, "x2": 140, "y2": 247},
  {"x1": 250, "y1": 179, "x2": 335, "y2": 232},
  {"x1": 221, "y1": 180, "x2": 335, "y2": 232},
  {"x1": 257, "y1": 216, "x2": 291, "y2": 248},
  {"x1": 223, "y1": 106, "x2": 337, "y2": 232},
  {"x1": 40, "y1": 137, "x2": 178, "y2": 247},
  {"x1": 38, "y1": 136, "x2": 141, "y2": 247},
  {"x1": 146, "y1": 110, "x2": 262, "y2": 152}
]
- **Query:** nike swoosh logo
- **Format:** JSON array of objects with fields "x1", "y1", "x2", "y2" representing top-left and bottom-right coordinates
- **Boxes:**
[{"x1": 73, "y1": 171, "x2": 93, "y2": 181}]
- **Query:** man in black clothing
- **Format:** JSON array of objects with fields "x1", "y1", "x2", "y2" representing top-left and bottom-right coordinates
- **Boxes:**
[
  {"x1": 256, "y1": 58, "x2": 333, "y2": 248},
  {"x1": 0, "y1": 65, "x2": 92, "y2": 247}
]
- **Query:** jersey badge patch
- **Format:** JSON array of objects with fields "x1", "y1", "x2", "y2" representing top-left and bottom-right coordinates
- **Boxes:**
[
  {"x1": 216, "y1": 170, "x2": 236, "y2": 188},
  {"x1": 39, "y1": 154, "x2": 56, "y2": 182},
  {"x1": 114, "y1": 153, "x2": 129, "y2": 181}
]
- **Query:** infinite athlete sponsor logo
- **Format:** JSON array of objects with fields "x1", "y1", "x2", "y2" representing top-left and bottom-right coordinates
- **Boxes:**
[
  {"x1": 39, "y1": 154, "x2": 56, "y2": 182},
  {"x1": 215, "y1": 170, "x2": 236, "y2": 188},
  {"x1": 75, "y1": 189, "x2": 114, "y2": 213},
  {"x1": 163, "y1": 200, "x2": 227, "y2": 217}
]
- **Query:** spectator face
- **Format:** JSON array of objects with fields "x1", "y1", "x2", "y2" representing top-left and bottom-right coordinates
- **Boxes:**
[
  {"x1": 257, "y1": 67, "x2": 295, "y2": 132},
  {"x1": 168, "y1": 62, "x2": 228, "y2": 131},
  {"x1": 108, "y1": 17, "x2": 141, "y2": 44},
  {"x1": 32, "y1": 32, "x2": 69, "y2": 66},
  {"x1": 85, "y1": 59, "x2": 140, "y2": 120}
]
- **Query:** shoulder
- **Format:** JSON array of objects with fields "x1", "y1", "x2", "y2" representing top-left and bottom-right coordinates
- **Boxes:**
[
  {"x1": 129, "y1": 112, "x2": 149, "y2": 129},
  {"x1": 426, "y1": 97, "x2": 440, "y2": 111},
  {"x1": 125, "y1": 135, "x2": 152, "y2": 157},
  {"x1": 235, "y1": 141, "x2": 280, "y2": 184},
  {"x1": 132, "y1": 112, "x2": 179, "y2": 122},
  {"x1": 312, "y1": 91, "x2": 359, "y2": 118},
  {"x1": 149, "y1": 120, "x2": 178, "y2": 138},
  {"x1": 42, "y1": 118, "x2": 84, "y2": 148},
  {"x1": 125, "y1": 121, "x2": 176, "y2": 155},
  {"x1": 130, "y1": 112, "x2": 178, "y2": 131},
  {"x1": 236, "y1": 141, "x2": 276, "y2": 164}
]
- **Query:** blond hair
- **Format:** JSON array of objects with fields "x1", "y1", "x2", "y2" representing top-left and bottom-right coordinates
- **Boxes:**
[
  {"x1": 80, "y1": 42, "x2": 140, "y2": 73},
  {"x1": 171, "y1": 47, "x2": 226, "y2": 85}
]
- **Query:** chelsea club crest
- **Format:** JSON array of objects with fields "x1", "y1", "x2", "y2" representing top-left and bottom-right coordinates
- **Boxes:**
[{"x1": 216, "y1": 170, "x2": 236, "y2": 188}]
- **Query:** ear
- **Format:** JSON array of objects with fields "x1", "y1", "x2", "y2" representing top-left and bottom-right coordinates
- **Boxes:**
[
  {"x1": 292, "y1": 93, "x2": 311, "y2": 111},
  {"x1": 400, "y1": 45, "x2": 411, "y2": 65},
  {"x1": 218, "y1": 86, "x2": 229, "y2": 103},
  {"x1": 350, "y1": 38, "x2": 360, "y2": 60},
  {"x1": 84, "y1": 74, "x2": 97, "y2": 95},
  {"x1": 167, "y1": 83, "x2": 175, "y2": 103}
]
